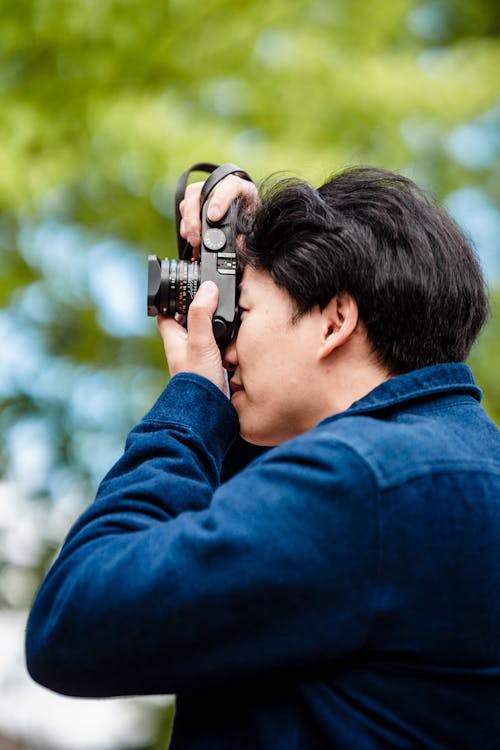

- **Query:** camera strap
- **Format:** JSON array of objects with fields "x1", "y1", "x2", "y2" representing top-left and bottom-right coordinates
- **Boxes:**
[{"x1": 174, "y1": 162, "x2": 253, "y2": 260}]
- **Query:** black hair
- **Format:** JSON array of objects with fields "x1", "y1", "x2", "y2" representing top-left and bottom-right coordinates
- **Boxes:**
[{"x1": 238, "y1": 167, "x2": 490, "y2": 375}]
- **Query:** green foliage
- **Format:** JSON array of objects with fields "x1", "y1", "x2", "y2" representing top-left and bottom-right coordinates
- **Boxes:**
[
  {"x1": 0, "y1": 0, "x2": 498, "y2": 533},
  {"x1": 0, "y1": 1, "x2": 498, "y2": 747},
  {"x1": 469, "y1": 289, "x2": 500, "y2": 426},
  {"x1": 150, "y1": 701, "x2": 176, "y2": 750},
  {"x1": 0, "y1": 0, "x2": 497, "y2": 532},
  {"x1": 1, "y1": 0, "x2": 499, "y2": 210}
]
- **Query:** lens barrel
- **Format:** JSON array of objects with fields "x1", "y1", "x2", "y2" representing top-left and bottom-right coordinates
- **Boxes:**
[{"x1": 147, "y1": 256, "x2": 200, "y2": 317}]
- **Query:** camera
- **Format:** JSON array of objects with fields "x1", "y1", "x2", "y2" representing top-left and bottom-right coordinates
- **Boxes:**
[{"x1": 147, "y1": 163, "x2": 252, "y2": 348}]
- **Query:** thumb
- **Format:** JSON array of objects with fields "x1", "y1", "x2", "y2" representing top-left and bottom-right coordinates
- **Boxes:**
[
  {"x1": 157, "y1": 315, "x2": 188, "y2": 368},
  {"x1": 187, "y1": 281, "x2": 225, "y2": 391},
  {"x1": 187, "y1": 281, "x2": 219, "y2": 347},
  {"x1": 158, "y1": 281, "x2": 226, "y2": 392}
]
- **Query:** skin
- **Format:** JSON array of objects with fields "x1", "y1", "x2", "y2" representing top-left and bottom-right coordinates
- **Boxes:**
[
  {"x1": 224, "y1": 267, "x2": 354, "y2": 445},
  {"x1": 179, "y1": 175, "x2": 258, "y2": 252},
  {"x1": 158, "y1": 176, "x2": 390, "y2": 446}
]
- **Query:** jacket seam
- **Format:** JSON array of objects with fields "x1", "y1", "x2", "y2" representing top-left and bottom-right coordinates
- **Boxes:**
[
  {"x1": 316, "y1": 437, "x2": 382, "y2": 652},
  {"x1": 377, "y1": 464, "x2": 500, "y2": 492}
]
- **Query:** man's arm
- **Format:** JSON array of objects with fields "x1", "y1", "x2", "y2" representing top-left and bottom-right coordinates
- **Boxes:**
[
  {"x1": 25, "y1": 375, "x2": 377, "y2": 698},
  {"x1": 26, "y1": 172, "x2": 376, "y2": 698}
]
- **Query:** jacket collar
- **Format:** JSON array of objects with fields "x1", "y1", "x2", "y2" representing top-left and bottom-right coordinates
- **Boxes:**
[{"x1": 338, "y1": 363, "x2": 481, "y2": 419}]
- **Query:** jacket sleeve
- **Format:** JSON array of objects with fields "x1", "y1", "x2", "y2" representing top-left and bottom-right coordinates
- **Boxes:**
[{"x1": 25, "y1": 373, "x2": 378, "y2": 698}]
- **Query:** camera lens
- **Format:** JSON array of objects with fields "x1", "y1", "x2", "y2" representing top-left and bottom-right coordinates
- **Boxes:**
[{"x1": 147, "y1": 256, "x2": 200, "y2": 317}]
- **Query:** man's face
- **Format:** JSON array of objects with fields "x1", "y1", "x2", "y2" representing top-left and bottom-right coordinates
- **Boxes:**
[{"x1": 223, "y1": 267, "x2": 324, "y2": 446}]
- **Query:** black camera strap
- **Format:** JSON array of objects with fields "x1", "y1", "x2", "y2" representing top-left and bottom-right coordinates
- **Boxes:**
[{"x1": 174, "y1": 162, "x2": 253, "y2": 260}]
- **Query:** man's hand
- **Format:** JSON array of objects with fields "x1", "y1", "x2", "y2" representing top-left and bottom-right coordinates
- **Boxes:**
[
  {"x1": 158, "y1": 171, "x2": 257, "y2": 394},
  {"x1": 157, "y1": 281, "x2": 228, "y2": 395},
  {"x1": 180, "y1": 174, "x2": 258, "y2": 250}
]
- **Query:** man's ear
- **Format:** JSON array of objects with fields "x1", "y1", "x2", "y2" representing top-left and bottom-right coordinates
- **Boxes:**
[{"x1": 318, "y1": 293, "x2": 359, "y2": 360}]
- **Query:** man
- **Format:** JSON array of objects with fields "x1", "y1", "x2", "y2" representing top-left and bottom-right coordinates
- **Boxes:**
[{"x1": 26, "y1": 167, "x2": 500, "y2": 749}]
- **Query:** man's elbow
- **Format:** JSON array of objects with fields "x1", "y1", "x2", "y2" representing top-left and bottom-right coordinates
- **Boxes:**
[
  {"x1": 25, "y1": 609, "x2": 82, "y2": 697},
  {"x1": 25, "y1": 638, "x2": 58, "y2": 693}
]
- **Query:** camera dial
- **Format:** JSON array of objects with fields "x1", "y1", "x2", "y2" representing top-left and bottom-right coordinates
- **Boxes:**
[{"x1": 203, "y1": 227, "x2": 227, "y2": 251}]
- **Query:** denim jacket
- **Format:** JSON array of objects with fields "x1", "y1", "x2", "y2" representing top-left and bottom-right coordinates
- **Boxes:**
[{"x1": 26, "y1": 363, "x2": 500, "y2": 749}]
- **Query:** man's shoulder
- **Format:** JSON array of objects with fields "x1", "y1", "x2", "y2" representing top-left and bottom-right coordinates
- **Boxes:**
[
  {"x1": 237, "y1": 363, "x2": 500, "y2": 494},
  {"x1": 247, "y1": 421, "x2": 377, "y2": 501},
  {"x1": 310, "y1": 398, "x2": 500, "y2": 492}
]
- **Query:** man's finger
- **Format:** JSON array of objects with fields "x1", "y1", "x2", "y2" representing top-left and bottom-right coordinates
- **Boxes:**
[
  {"x1": 180, "y1": 181, "x2": 204, "y2": 247},
  {"x1": 156, "y1": 283, "x2": 225, "y2": 392},
  {"x1": 187, "y1": 282, "x2": 219, "y2": 348},
  {"x1": 157, "y1": 316, "x2": 188, "y2": 372},
  {"x1": 207, "y1": 175, "x2": 258, "y2": 221}
]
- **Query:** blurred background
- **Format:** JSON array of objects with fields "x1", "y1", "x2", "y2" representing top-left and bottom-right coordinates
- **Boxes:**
[{"x1": 0, "y1": 0, "x2": 499, "y2": 747}]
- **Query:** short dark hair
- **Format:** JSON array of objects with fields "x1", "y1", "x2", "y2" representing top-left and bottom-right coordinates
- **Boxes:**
[{"x1": 238, "y1": 167, "x2": 490, "y2": 375}]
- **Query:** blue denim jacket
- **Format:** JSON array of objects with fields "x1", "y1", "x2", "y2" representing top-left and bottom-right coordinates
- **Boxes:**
[{"x1": 26, "y1": 363, "x2": 500, "y2": 749}]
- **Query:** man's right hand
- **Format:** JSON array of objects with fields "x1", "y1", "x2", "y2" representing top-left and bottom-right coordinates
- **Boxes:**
[{"x1": 179, "y1": 174, "x2": 258, "y2": 250}]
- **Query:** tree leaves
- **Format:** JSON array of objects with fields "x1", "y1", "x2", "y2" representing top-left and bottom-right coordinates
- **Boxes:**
[{"x1": 0, "y1": 0, "x2": 498, "y2": 499}]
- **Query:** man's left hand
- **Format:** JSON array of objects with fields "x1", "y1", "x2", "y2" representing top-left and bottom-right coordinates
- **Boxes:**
[{"x1": 157, "y1": 281, "x2": 228, "y2": 396}]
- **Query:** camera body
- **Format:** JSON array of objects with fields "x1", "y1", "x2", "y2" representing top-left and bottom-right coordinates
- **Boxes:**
[
  {"x1": 147, "y1": 198, "x2": 239, "y2": 347},
  {"x1": 199, "y1": 198, "x2": 239, "y2": 342}
]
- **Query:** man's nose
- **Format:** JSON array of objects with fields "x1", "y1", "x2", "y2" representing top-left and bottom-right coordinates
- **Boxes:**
[{"x1": 222, "y1": 337, "x2": 238, "y2": 371}]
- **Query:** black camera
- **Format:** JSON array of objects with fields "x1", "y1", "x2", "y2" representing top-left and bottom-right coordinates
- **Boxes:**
[
  {"x1": 147, "y1": 163, "x2": 253, "y2": 348},
  {"x1": 147, "y1": 198, "x2": 239, "y2": 345}
]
